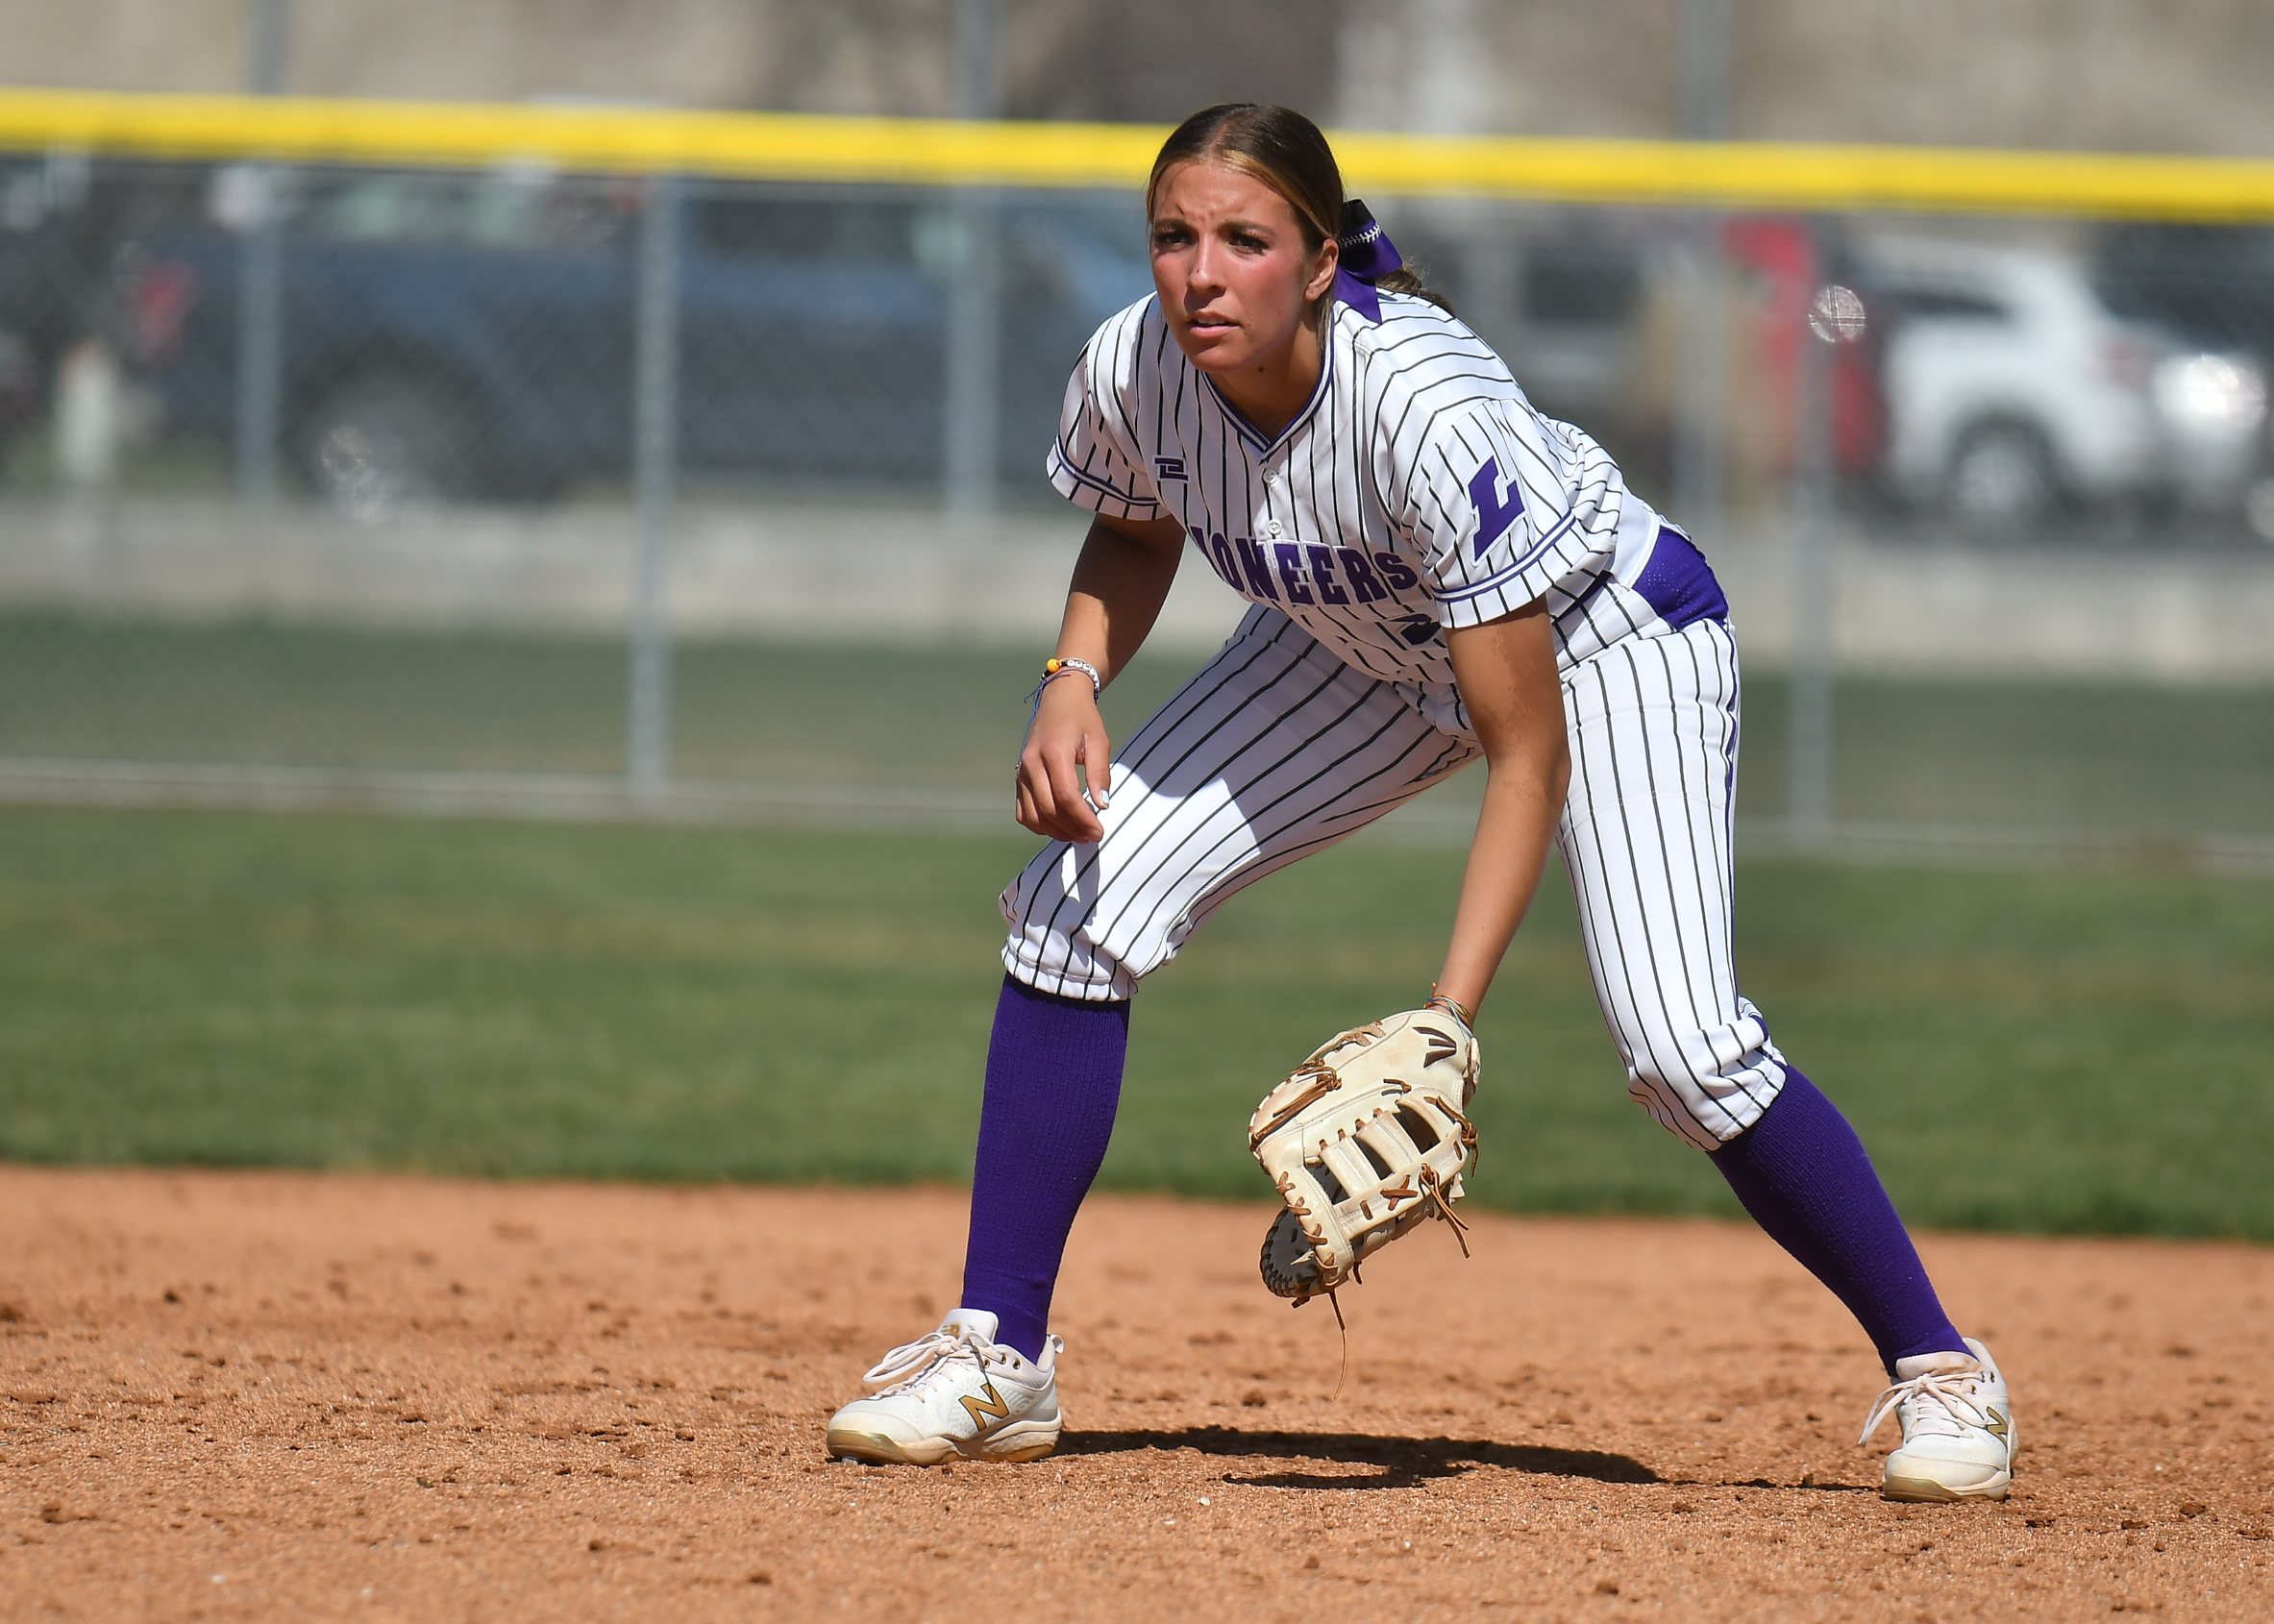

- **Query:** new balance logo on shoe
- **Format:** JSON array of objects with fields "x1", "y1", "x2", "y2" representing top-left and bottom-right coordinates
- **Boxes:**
[{"x1": 958, "y1": 1381, "x2": 1011, "y2": 1430}]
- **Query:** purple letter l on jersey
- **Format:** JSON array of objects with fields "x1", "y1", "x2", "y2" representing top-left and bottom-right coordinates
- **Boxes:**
[{"x1": 1469, "y1": 457, "x2": 1523, "y2": 558}]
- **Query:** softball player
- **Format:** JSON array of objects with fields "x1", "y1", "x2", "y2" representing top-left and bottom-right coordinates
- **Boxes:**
[{"x1": 826, "y1": 104, "x2": 2014, "y2": 1502}]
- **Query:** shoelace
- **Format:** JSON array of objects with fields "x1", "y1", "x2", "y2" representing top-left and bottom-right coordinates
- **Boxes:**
[
  {"x1": 1858, "y1": 1363, "x2": 1995, "y2": 1446},
  {"x1": 861, "y1": 1327, "x2": 1011, "y2": 1396}
]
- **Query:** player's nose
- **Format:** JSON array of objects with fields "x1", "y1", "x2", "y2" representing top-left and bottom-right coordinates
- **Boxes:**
[{"x1": 1183, "y1": 236, "x2": 1230, "y2": 294}]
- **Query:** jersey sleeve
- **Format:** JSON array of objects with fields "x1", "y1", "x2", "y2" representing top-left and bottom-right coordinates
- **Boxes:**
[
  {"x1": 1393, "y1": 396, "x2": 1603, "y2": 629},
  {"x1": 1046, "y1": 314, "x2": 1163, "y2": 521}
]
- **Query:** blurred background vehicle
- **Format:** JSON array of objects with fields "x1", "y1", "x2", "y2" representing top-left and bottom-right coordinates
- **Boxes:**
[
  {"x1": 1860, "y1": 235, "x2": 2269, "y2": 534},
  {"x1": 109, "y1": 166, "x2": 1151, "y2": 511},
  {"x1": 2094, "y1": 222, "x2": 2274, "y2": 538}
]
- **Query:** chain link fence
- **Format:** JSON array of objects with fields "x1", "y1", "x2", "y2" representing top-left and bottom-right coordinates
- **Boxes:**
[{"x1": 3, "y1": 117, "x2": 2273, "y2": 864}]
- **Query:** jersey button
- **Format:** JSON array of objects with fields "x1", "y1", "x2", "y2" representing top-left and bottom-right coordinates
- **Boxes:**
[{"x1": 1267, "y1": 521, "x2": 1283, "y2": 538}]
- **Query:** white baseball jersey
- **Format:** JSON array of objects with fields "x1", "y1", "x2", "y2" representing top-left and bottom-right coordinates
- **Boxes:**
[
  {"x1": 1011, "y1": 286, "x2": 1786, "y2": 1148},
  {"x1": 1046, "y1": 289, "x2": 1668, "y2": 734}
]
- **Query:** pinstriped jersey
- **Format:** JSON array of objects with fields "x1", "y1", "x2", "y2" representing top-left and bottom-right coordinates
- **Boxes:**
[{"x1": 1046, "y1": 288, "x2": 1668, "y2": 729}]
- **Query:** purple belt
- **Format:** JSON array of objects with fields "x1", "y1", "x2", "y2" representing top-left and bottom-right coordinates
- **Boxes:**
[{"x1": 1630, "y1": 525, "x2": 1729, "y2": 630}]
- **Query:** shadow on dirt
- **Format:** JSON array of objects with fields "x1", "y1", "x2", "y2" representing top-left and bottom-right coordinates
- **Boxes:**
[{"x1": 1059, "y1": 1426, "x2": 1660, "y2": 1489}]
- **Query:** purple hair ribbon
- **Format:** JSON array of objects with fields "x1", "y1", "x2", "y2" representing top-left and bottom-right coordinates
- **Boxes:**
[{"x1": 1332, "y1": 198, "x2": 1402, "y2": 323}]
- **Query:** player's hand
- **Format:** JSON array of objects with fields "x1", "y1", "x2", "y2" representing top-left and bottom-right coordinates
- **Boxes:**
[{"x1": 1016, "y1": 677, "x2": 1112, "y2": 844}]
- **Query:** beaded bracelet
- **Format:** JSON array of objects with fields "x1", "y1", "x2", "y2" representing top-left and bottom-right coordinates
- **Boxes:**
[
  {"x1": 1046, "y1": 656, "x2": 1103, "y2": 693},
  {"x1": 1032, "y1": 656, "x2": 1103, "y2": 701}
]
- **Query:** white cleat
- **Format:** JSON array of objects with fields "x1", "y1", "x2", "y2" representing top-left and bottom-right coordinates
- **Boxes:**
[
  {"x1": 825, "y1": 1309, "x2": 1063, "y2": 1465},
  {"x1": 1859, "y1": 1336, "x2": 2015, "y2": 1502}
]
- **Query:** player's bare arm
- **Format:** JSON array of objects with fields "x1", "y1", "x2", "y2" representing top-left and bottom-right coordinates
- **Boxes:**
[
  {"x1": 1015, "y1": 511, "x2": 1185, "y2": 845},
  {"x1": 1433, "y1": 600, "x2": 1570, "y2": 1018}
]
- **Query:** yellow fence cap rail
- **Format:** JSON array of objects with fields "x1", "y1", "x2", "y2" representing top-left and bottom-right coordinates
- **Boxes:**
[
  {"x1": 0, "y1": 89, "x2": 1164, "y2": 189},
  {"x1": 1336, "y1": 132, "x2": 2274, "y2": 222},
  {"x1": 6, "y1": 87, "x2": 2274, "y2": 221}
]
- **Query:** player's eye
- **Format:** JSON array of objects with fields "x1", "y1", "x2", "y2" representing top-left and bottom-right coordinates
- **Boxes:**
[
  {"x1": 1229, "y1": 230, "x2": 1271, "y2": 253},
  {"x1": 1150, "y1": 223, "x2": 1193, "y2": 250}
]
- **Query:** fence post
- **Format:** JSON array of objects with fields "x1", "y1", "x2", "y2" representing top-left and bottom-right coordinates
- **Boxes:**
[
  {"x1": 1672, "y1": 0, "x2": 1731, "y2": 547},
  {"x1": 944, "y1": 197, "x2": 1002, "y2": 520},
  {"x1": 628, "y1": 173, "x2": 680, "y2": 803},
  {"x1": 1671, "y1": 225, "x2": 1728, "y2": 545},
  {"x1": 1786, "y1": 234, "x2": 1841, "y2": 847},
  {"x1": 943, "y1": 0, "x2": 1003, "y2": 521},
  {"x1": 235, "y1": 0, "x2": 289, "y2": 510},
  {"x1": 235, "y1": 183, "x2": 283, "y2": 509}
]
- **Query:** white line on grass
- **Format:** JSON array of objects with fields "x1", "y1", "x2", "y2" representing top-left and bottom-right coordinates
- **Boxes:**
[{"x1": 3, "y1": 756, "x2": 2271, "y2": 875}]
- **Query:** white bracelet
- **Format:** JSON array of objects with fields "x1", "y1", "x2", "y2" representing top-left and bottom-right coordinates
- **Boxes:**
[{"x1": 1039, "y1": 656, "x2": 1102, "y2": 696}]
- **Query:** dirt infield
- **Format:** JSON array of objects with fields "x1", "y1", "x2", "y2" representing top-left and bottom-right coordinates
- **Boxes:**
[{"x1": 1, "y1": 1169, "x2": 2268, "y2": 1622}]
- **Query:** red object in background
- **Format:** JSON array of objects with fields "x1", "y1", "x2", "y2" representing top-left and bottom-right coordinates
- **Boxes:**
[
  {"x1": 127, "y1": 258, "x2": 199, "y2": 366},
  {"x1": 1723, "y1": 217, "x2": 1885, "y2": 479}
]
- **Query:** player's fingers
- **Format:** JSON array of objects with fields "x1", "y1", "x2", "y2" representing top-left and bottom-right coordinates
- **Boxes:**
[
  {"x1": 1016, "y1": 747, "x2": 1062, "y2": 835},
  {"x1": 1018, "y1": 742, "x2": 1090, "y2": 843},
  {"x1": 1083, "y1": 725, "x2": 1113, "y2": 810},
  {"x1": 1041, "y1": 739, "x2": 1101, "y2": 845}
]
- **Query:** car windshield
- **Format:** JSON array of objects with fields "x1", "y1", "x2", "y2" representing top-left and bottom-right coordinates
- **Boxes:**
[
  {"x1": 697, "y1": 194, "x2": 924, "y2": 266},
  {"x1": 1885, "y1": 287, "x2": 2012, "y2": 323},
  {"x1": 298, "y1": 172, "x2": 637, "y2": 253},
  {"x1": 2092, "y1": 225, "x2": 2274, "y2": 353}
]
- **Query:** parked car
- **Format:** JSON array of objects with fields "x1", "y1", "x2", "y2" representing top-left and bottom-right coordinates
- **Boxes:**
[
  {"x1": 2094, "y1": 222, "x2": 2274, "y2": 534},
  {"x1": 1857, "y1": 235, "x2": 2268, "y2": 530},
  {"x1": 116, "y1": 167, "x2": 1153, "y2": 510}
]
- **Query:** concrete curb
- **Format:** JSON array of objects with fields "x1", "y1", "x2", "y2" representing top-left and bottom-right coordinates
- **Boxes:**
[{"x1": 8, "y1": 496, "x2": 2274, "y2": 679}]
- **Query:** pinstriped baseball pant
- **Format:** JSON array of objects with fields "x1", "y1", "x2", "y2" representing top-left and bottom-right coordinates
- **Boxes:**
[{"x1": 1000, "y1": 604, "x2": 1790, "y2": 1149}]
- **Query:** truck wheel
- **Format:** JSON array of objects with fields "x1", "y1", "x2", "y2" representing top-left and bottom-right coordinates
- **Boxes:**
[
  {"x1": 300, "y1": 373, "x2": 478, "y2": 519},
  {"x1": 1945, "y1": 422, "x2": 2058, "y2": 534}
]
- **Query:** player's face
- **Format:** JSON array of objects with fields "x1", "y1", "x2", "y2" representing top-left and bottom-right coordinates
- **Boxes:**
[{"x1": 1149, "y1": 160, "x2": 1338, "y2": 379}]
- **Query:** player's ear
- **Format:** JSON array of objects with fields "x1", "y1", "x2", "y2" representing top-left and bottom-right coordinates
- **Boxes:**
[{"x1": 1303, "y1": 234, "x2": 1339, "y2": 304}]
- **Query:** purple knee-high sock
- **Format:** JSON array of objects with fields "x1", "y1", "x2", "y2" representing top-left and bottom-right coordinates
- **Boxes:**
[
  {"x1": 959, "y1": 975, "x2": 1128, "y2": 1361},
  {"x1": 1709, "y1": 1070, "x2": 1966, "y2": 1376}
]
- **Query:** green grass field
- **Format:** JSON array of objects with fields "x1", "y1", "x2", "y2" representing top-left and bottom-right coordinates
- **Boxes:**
[
  {"x1": 6, "y1": 615, "x2": 2274, "y2": 833},
  {"x1": 3, "y1": 805, "x2": 2268, "y2": 1239}
]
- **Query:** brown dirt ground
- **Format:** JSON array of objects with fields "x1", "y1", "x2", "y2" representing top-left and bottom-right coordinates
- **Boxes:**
[{"x1": 1, "y1": 1168, "x2": 2269, "y2": 1622}]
